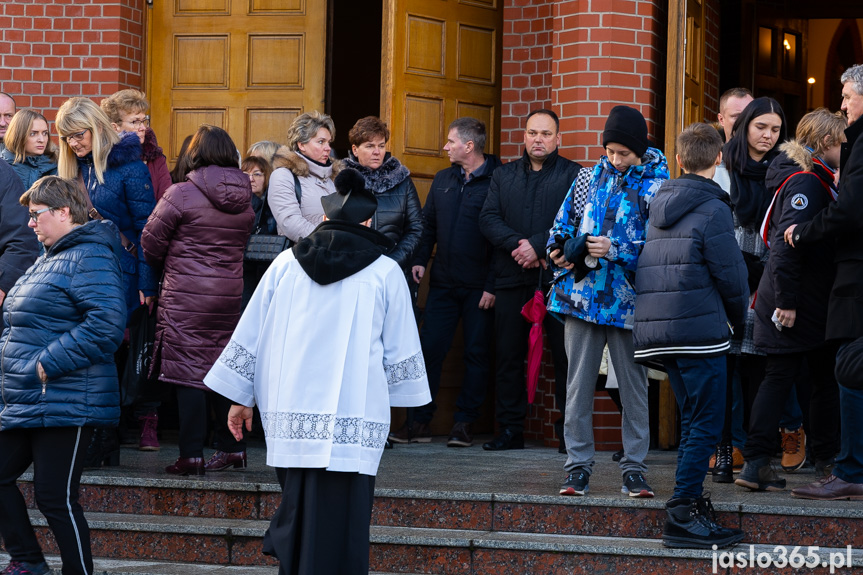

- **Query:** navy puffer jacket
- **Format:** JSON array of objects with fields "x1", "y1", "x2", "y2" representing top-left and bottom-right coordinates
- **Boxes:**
[
  {"x1": 1, "y1": 148, "x2": 58, "y2": 189},
  {"x1": 633, "y1": 174, "x2": 749, "y2": 361},
  {"x1": 78, "y1": 132, "x2": 157, "y2": 319},
  {"x1": 0, "y1": 220, "x2": 126, "y2": 431}
]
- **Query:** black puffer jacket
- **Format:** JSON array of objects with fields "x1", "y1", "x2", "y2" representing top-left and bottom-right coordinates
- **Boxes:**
[
  {"x1": 479, "y1": 149, "x2": 582, "y2": 289},
  {"x1": 754, "y1": 141, "x2": 838, "y2": 353},
  {"x1": 342, "y1": 153, "x2": 422, "y2": 269},
  {"x1": 633, "y1": 175, "x2": 749, "y2": 361},
  {"x1": 412, "y1": 155, "x2": 502, "y2": 292}
]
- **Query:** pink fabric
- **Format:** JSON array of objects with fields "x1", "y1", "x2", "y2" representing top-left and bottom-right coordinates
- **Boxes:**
[{"x1": 520, "y1": 289, "x2": 546, "y2": 404}]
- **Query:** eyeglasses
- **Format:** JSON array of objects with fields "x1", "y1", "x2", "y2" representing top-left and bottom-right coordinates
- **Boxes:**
[
  {"x1": 59, "y1": 129, "x2": 89, "y2": 143},
  {"x1": 29, "y1": 207, "x2": 52, "y2": 223},
  {"x1": 247, "y1": 171, "x2": 264, "y2": 178},
  {"x1": 126, "y1": 116, "x2": 150, "y2": 129}
]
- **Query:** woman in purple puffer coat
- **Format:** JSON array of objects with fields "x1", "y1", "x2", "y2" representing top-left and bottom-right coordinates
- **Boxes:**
[{"x1": 141, "y1": 125, "x2": 255, "y2": 476}]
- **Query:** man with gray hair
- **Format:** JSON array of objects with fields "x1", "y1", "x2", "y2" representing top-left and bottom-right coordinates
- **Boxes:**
[
  {"x1": 388, "y1": 118, "x2": 501, "y2": 447},
  {"x1": 0, "y1": 92, "x2": 16, "y2": 154},
  {"x1": 784, "y1": 63, "x2": 863, "y2": 500}
]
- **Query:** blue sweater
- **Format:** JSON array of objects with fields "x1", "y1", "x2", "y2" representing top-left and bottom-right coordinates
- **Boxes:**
[{"x1": 0, "y1": 220, "x2": 126, "y2": 430}]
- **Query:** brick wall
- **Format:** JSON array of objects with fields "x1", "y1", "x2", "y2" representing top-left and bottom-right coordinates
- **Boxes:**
[{"x1": 0, "y1": 0, "x2": 143, "y2": 117}]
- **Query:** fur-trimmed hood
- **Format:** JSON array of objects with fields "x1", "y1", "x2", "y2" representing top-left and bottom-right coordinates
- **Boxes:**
[
  {"x1": 272, "y1": 146, "x2": 341, "y2": 180},
  {"x1": 778, "y1": 139, "x2": 815, "y2": 172},
  {"x1": 107, "y1": 132, "x2": 144, "y2": 170},
  {"x1": 342, "y1": 152, "x2": 411, "y2": 194}
]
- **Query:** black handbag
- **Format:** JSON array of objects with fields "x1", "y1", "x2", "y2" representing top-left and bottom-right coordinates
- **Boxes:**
[
  {"x1": 244, "y1": 234, "x2": 289, "y2": 262},
  {"x1": 120, "y1": 304, "x2": 159, "y2": 407}
]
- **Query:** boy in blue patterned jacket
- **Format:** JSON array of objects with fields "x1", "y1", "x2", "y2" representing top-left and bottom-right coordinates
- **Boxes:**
[{"x1": 548, "y1": 106, "x2": 668, "y2": 499}]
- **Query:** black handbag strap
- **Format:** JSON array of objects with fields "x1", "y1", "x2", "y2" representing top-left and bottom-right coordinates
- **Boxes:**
[{"x1": 293, "y1": 173, "x2": 302, "y2": 206}]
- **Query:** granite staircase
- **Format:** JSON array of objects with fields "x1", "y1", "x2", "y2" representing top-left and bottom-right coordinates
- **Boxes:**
[{"x1": 15, "y1": 464, "x2": 863, "y2": 574}]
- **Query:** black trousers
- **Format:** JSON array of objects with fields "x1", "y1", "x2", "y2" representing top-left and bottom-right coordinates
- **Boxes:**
[
  {"x1": 0, "y1": 426, "x2": 95, "y2": 575},
  {"x1": 743, "y1": 345, "x2": 841, "y2": 462},
  {"x1": 265, "y1": 468, "x2": 375, "y2": 575},
  {"x1": 175, "y1": 387, "x2": 245, "y2": 458},
  {"x1": 493, "y1": 285, "x2": 567, "y2": 433}
]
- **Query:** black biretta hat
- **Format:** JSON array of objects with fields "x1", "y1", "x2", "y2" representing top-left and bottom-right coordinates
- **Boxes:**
[{"x1": 321, "y1": 168, "x2": 377, "y2": 223}]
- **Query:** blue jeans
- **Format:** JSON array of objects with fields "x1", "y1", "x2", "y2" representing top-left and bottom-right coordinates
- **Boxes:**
[
  {"x1": 835, "y1": 341, "x2": 863, "y2": 483},
  {"x1": 665, "y1": 356, "x2": 726, "y2": 500},
  {"x1": 414, "y1": 287, "x2": 492, "y2": 424}
]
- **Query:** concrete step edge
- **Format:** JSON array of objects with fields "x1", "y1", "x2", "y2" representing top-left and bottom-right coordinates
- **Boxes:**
[
  {"x1": 0, "y1": 553, "x2": 276, "y2": 575},
  {"x1": 29, "y1": 510, "x2": 270, "y2": 538},
  {"x1": 369, "y1": 525, "x2": 863, "y2": 565}
]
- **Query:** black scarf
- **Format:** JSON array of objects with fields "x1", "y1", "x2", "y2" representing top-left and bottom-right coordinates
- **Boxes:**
[
  {"x1": 729, "y1": 156, "x2": 772, "y2": 231},
  {"x1": 292, "y1": 221, "x2": 394, "y2": 285}
]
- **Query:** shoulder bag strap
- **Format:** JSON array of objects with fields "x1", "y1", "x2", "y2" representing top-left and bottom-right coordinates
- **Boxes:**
[
  {"x1": 77, "y1": 172, "x2": 138, "y2": 257},
  {"x1": 292, "y1": 172, "x2": 302, "y2": 206}
]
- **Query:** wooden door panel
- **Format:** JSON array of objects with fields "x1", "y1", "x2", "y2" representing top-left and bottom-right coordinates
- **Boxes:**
[
  {"x1": 147, "y1": 0, "x2": 325, "y2": 164},
  {"x1": 383, "y1": 0, "x2": 501, "y2": 199}
]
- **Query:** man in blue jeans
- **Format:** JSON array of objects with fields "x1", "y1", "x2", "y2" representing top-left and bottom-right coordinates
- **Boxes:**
[
  {"x1": 786, "y1": 64, "x2": 863, "y2": 500},
  {"x1": 389, "y1": 118, "x2": 501, "y2": 447}
]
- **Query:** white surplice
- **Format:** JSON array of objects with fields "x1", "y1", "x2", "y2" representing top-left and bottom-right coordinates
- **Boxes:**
[{"x1": 204, "y1": 249, "x2": 430, "y2": 476}]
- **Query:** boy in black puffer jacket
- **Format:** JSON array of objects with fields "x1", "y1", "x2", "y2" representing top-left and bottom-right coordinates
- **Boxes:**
[{"x1": 633, "y1": 123, "x2": 748, "y2": 549}]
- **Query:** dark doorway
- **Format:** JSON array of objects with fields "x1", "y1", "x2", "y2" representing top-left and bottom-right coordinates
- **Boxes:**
[{"x1": 327, "y1": 0, "x2": 383, "y2": 160}]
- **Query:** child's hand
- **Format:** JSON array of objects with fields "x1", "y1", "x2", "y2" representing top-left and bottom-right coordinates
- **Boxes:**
[
  {"x1": 586, "y1": 235, "x2": 611, "y2": 258},
  {"x1": 549, "y1": 249, "x2": 574, "y2": 270}
]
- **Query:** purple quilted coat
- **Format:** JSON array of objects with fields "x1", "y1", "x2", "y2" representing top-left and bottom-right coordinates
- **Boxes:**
[{"x1": 141, "y1": 165, "x2": 255, "y2": 389}]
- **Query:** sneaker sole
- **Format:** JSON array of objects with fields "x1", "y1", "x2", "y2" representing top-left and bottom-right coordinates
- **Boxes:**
[
  {"x1": 387, "y1": 436, "x2": 411, "y2": 444},
  {"x1": 663, "y1": 531, "x2": 744, "y2": 549},
  {"x1": 447, "y1": 440, "x2": 472, "y2": 447},
  {"x1": 560, "y1": 485, "x2": 589, "y2": 496},
  {"x1": 623, "y1": 488, "x2": 654, "y2": 498},
  {"x1": 138, "y1": 446, "x2": 161, "y2": 452},
  {"x1": 781, "y1": 459, "x2": 807, "y2": 472},
  {"x1": 409, "y1": 437, "x2": 432, "y2": 443},
  {"x1": 734, "y1": 478, "x2": 785, "y2": 491}
]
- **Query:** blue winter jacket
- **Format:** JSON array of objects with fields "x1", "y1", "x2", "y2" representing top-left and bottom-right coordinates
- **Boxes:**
[
  {"x1": 0, "y1": 220, "x2": 126, "y2": 431},
  {"x1": 547, "y1": 148, "x2": 668, "y2": 329},
  {"x1": 1, "y1": 148, "x2": 58, "y2": 190},
  {"x1": 77, "y1": 132, "x2": 157, "y2": 319},
  {"x1": 632, "y1": 175, "x2": 749, "y2": 361}
]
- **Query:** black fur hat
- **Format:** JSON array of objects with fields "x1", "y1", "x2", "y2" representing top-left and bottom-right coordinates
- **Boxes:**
[{"x1": 321, "y1": 168, "x2": 377, "y2": 223}]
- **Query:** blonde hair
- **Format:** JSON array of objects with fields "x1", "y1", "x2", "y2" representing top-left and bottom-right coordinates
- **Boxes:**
[
  {"x1": 247, "y1": 140, "x2": 280, "y2": 164},
  {"x1": 795, "y1": 108, "x2": 847, "y2": 158},
  {"x1": 3, "y1": 109, "x2": 58, "y2": 164},
  {"x1": 55, "y1": 97, "x2": 119, "y2": 184},
  {"x1": 100, "y1": 89, "x2": 149, "y2": 124}
]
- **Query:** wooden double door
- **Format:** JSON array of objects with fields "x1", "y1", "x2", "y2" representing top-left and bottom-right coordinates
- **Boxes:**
[{"x1": 146, "y1": 0, "x2": 502, "y2": 198}]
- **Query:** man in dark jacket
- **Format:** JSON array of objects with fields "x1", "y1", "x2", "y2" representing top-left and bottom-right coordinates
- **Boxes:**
[
  {"x1": 0, "y1": 158, "x2": 40, "y2": 304},
  {"x1": 389, "y1": 118, "x2": 501, "y2": 448},
  {"x1": 478, "y1": 109, "x2": 582, "y2": 451},
  {"x1": 786, "y1": 64, "x2": 863, "y2": 500}
]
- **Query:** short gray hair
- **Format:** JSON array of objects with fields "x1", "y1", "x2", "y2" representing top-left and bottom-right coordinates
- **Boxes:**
[
  {"x1": 841, "y1": 64, "x2": 863, "y2": 96},
  {"x1": 287, "y1": 111, "x2": 335, "y2": 151},
  {"x1": 448, "y1": 117, "x2": 486, "y2": 153}
]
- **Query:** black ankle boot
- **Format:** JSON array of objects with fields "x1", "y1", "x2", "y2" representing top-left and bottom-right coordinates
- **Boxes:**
[
  {"x1": 83, "y1": 428, "x2": 120, "y2": 469},
  {"x1": 662, "y1": 495, "x2": 744, "y2": 549},
  {"x1": 712, "y1": 443, "x2": 734, "y2": 483}
]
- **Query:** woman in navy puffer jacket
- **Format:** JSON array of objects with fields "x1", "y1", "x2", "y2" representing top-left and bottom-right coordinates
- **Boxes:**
[
  {"x1": 142, "y1": 125, "x2": 255, "y2": 477},
  {"x1": 0, "y1": 176, "x2": 126, "y2": 575},
  {"x1": 55, "y1": 97, "x2": 157, "y2": 320}
]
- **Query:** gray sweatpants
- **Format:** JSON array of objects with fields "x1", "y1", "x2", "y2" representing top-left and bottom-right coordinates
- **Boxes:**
[{"x1": 563, "y1": 317, "x2": 650, "y2": 479}]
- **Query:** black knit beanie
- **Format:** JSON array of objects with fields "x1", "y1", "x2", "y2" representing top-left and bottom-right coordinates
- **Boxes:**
[{"x1": 602, "y1": 105, "x2": 649, "y2": 158}]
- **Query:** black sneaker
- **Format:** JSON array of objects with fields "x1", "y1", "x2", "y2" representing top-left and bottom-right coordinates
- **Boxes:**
[
  {"x1": 612, "y1": 449, "x2": 624, "y2": 462},
  {"x1": 735, "y1": 457, "x2": 786, "y2": 491},
  {"x1": 662, "y1": 495, "x2": 745, "y2": 549},
  {"x1": 560, "y1": 471, "x2": 589, "y2": 496},
  {"x1": 622, "y1": 472, "x2": 654, "y2": 498}
]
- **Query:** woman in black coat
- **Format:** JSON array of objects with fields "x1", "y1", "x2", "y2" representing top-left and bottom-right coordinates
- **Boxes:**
[
  {"x1": 342, "y1": 116, "x2": 422, "y2": 269},
  {"x1": 736, "y1": 108, "x2": 845, "y2": 491}
]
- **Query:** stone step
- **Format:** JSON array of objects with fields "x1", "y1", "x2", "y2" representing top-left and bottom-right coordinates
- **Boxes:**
[
  {"x1": 1, "y1": 553, "x2": 277, "y2": 575},
  {"x1": 19, "y1": 473, "x2": 863, "y2": 549}
]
